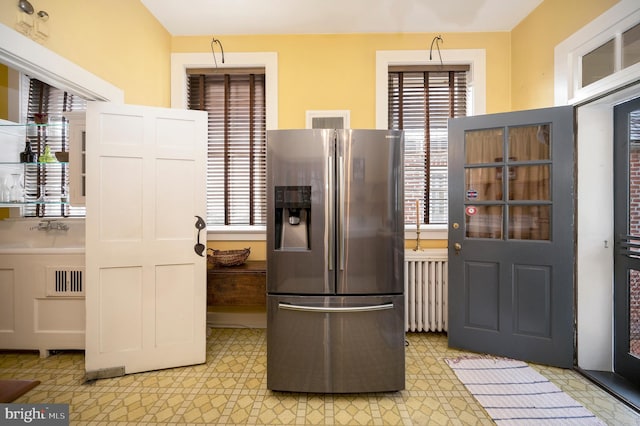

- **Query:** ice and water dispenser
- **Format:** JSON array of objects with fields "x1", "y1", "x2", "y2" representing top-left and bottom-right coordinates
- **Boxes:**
[{"x1": 274, "y1": 186, "x2": 311, "y2": 250}]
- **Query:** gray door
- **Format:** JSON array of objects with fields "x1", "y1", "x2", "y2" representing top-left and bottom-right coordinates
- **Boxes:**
[
  {"x1": 448, "y1": 106, "x2": 575, "y2": 368},
  {"x1": 613, "y1": 97, "x2": 640, "y2": 384}
]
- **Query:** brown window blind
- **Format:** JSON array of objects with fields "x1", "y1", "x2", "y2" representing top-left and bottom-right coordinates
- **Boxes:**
[
  {"x1": 187, "y1": 69, "x2": 267, "y2": 226},
  {"x1": 23, "y1": 76, "x2": 86, "y2": 217},
  {"x1": 388, "y1": 66, "x2": 468, "y2": 225}
]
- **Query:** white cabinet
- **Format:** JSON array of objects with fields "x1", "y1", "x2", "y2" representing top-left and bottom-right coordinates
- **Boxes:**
[{"x1": 0, "y1": 252, "x2": 85, "y2": 357}]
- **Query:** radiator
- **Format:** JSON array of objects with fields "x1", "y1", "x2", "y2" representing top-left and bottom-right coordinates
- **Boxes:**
[{"x1": 404, "y1": 249, "x2": 448, "y2": 332}]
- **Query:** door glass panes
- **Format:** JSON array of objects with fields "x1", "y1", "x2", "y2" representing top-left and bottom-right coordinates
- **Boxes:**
[
  {"x1": 465, "y1": 167, "x2": 503, "y2": 201},
  {"x1": 464, "y1": 128, "x2": 504, "y2": 239},
  {"x1": 582, "y1": 39, "x2": 615, "y2": 87},
  {"x1": 507, "y1": 124, "x2": 552, "y2": 241},
  {"x1": 464, "y1": 124, "x2": 553, "y2": 241},
  {"x1": 508, "y1": 165, "x2": 550, "y2": 201},
  {"x1": 466, "y1": 205, "x2": 502, "y2": 239},
  {"x1": 465, "y1": 128, "x2": 503, "y2": 164},
  {"x1": 628, "y1": 269, "x2": 640, "y2": 358},
  {"x1": 629, "y1": 109, "x2": 640, "y2": 248},
  {"x1": 509, "y1": 205, "x2": 550, "y2": 240},
  {"x1": 623, "y1": 23, "x2": 640, "y2": 69},
  {"x1": 509, "y1": 125, "x2": 550, "y2": 161},
  {"x1": 628, "y1": 109, "x2": 640, "y2": 359}
]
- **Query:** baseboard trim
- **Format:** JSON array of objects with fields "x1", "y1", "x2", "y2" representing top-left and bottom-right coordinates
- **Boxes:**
[{"x1": 207, "y1": 305, "x2": 266, "y2": 329}]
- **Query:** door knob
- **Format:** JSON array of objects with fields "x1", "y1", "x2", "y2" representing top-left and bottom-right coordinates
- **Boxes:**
[{"x1": 454, "y1": 242, "x2": 462, "y2": 254}]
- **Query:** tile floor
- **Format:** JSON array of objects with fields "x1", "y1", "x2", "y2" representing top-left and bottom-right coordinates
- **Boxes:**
[{"x1": 1, "y1": 329, "x2": 639, "y2": 425}]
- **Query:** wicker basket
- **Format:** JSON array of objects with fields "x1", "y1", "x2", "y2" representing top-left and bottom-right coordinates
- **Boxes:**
[{"x1": 207, "y1": 248, "x2": 250, "y2": 267}]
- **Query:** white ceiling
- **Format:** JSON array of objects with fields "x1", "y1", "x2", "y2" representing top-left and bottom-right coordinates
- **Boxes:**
[{"x1": 140, "y1": 0, "x2": 544, "y2": 36}]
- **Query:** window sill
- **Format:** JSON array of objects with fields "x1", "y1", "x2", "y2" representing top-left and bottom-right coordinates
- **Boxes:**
[
  {"x1": 405, "y1": 225, "x2": 448, "y2": 240},
  {"x1": 207, "y1": 225, "x2": 448, "y2": 241},
  {"x1": 207, "y1": 226, "x2": 267, "y2": 241}
]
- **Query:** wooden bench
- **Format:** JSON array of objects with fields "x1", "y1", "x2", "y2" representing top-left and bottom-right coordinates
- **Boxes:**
[{"x1": 207, "y1": 260, "x2": 266, "y2": 307}]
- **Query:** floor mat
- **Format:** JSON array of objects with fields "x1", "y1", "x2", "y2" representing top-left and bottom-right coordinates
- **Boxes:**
[
  {"x1": 0, "y1": 379, "x2": 41, "y2": 403},
  {"x1": 445, "y1": 357, "x2": 606, "y2": 425}
]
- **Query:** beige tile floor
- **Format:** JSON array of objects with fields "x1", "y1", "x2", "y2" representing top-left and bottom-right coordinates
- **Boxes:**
[{"x1": 1, "y1": 328, "x2": 639, "y2": 425}]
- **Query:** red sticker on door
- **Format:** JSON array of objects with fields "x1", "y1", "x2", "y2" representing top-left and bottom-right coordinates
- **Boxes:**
[{"x1": 465, "y1": 206, "x2": 478, "y2": 216}]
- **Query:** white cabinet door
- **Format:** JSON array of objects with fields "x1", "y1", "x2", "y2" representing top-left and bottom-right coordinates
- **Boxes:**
[{"x1": 84, "y1": 101, "x2": 208, "y2": 377}]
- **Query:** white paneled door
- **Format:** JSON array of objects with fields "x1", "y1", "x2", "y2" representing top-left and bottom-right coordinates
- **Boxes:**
[{"x1": 84, "y1": 102, "x2": 208, "y2": 378}]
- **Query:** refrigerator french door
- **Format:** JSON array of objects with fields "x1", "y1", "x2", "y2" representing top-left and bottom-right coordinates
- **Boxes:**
[{"x1": 266, "y1": 129, "x2": 405, "y2": 393}]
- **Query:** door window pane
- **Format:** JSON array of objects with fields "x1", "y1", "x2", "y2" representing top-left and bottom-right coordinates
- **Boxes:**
[
  {"x1": 508, "y1": 165, "x2": 550, "y2": 201},
  {"x1": 465, "y1": 167, "x2": 503, "y2": 201},
  {"x1": 509, "y1": 205, "x2": 550, "y2": 240},
  {"x1": 582, "y1": 39, "x2": 615, "y2": 87},
  {"x1": 627, "y1": 109, "x2": 640, "y2": 357},
  {"x1": 465, "y1": 128, "x2": 503, "y2": 164},
  {"x1": 465, "y1": 205, "x2": 502, "y2": 239},
  {"x1": 629, "y1": 110, "x2": 640, "y2": 239},
  {"x1": 628, "y1": 269, "x2": 640, "y2": 358},
  {"x1": 623, "y1": 23, "x2": 640, "y2": 69},
  {"x1": 508, "y1": 125, "x2": 550, "y2": 161}
]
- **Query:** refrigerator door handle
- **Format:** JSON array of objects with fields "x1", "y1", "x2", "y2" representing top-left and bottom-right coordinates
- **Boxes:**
[
  {"x1": 328, "y1": 155, "x2": 334, "y2": 271},
  {"x1": 278, "y1": 302, "x2": 394, "y2": 313},
  {"x1": 338, "y1": 155, "x2": 345, "y2": 271}
]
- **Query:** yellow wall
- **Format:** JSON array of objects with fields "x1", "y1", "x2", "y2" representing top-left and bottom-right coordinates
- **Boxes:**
[
  {"x1": 174, "y1": 32, "x2": 514, "y2": 259},
  {"x1": 0, "y1": 0, "x2": 624, "y2": 258},
  {"x1": 173, "y1": 31, "x2": 512, "y2": 128},
  {"x1": 511, "y1": 0, "x2": 619, "y2": 110},
  {"x1": 176, "y1": 32, "x2": 511, "y2": 259},
  {"x1": 207, "y1": 238, "x2": 447, "y2": 262},
  {"x1": 0, "y1": 0, "x2": 172, "y2": 107}
]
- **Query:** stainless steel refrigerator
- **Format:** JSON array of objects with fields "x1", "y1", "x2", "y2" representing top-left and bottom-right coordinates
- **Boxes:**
[{"x1": 266, "y1": 129, "x2": 405, "y2": 393}]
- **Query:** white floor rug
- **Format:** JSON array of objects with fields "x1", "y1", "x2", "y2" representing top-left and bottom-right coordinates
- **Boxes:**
[{"x1": 445, "y1": 357, "x2": 606, "y2": 425}]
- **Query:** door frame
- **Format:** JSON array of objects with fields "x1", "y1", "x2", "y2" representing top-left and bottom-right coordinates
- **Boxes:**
[
  {"x1": 575, "y1": 83, "x2": 640, "y2": 372},
  {"x1": 555, "y1": 0, "x2": 640, "y2": 373},
  {"x1": 613, "y1": 95, "x2": 640, "y2": 384}
]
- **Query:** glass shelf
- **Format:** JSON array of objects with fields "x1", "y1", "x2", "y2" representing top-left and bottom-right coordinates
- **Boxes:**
[
  {"x1": 0, "y1": 161, "x2": 68, "y2": 165},
  {"x1": 0, "y1": 202, "x2": 70, "y2": 206},
  {"x1": 0, "y1": 120, "x2": 67, "y2": 128}
]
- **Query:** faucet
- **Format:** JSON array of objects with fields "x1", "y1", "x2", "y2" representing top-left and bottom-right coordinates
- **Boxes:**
[
  {"x1": 30, "y1": 220, "x2": 69, "y2": 231},
  {"x1": 51, "y1": 221, "x2": 69, "y2": 231}
]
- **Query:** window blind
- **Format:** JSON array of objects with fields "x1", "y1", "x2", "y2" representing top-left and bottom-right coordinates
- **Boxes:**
[
  {"x1": 187, "y1": 70, "x2": 267, "y2": 226},
  {"x1": 388, "y1": 67, "x2": 468, "y2": 225},
  {"x1": 23, "y1": 76, "x2": 86, "y2": 217}
]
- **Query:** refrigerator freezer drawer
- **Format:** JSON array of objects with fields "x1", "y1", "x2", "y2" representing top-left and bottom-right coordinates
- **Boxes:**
[{"x1": 267, "y1": 294, "x2": 405, "y2": 393}]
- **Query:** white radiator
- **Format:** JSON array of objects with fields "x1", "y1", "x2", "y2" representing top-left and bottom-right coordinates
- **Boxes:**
[{"x1": 404, "y1": 249, "x2": 448, "y2": 332}]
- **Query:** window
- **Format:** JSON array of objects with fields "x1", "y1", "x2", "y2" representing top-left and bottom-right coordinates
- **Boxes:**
[
  {"x1": 555, "y1": 1, "x2": 640, "y2": 104},
  {"x1": 582, "y1": 39, "x2": 615, "y2": 87},
  {"x1": 187, "y1": 69, "x2": 267, "y2": 226},
  {"x1": 623, "y1": 22, "x2": 640, "y2": 69},
  {"x1": 388, "y1": 66, "x2": 468, "y2": 225},
  {"x1": 22, "y1": 76, "x2": 86, "y2": 217}
]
